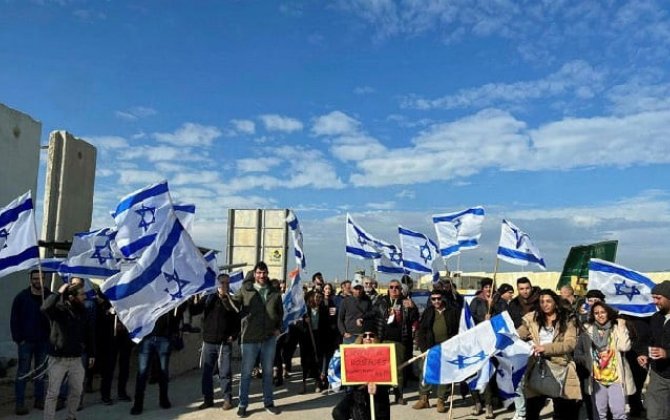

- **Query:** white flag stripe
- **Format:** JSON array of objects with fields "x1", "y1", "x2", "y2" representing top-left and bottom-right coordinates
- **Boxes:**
[
  {"x1": 433, "y1": 206, "x2": 485, "y2": 259},
  {"x1": 399, "y1": 225, "x2": 439, "y2": 274},
  {"x1": 286, "y1": 210, "x2": 306, "y2": 269},
  {"x1": 345, "y1": 214, "x2": 381, "y2": 260},
  {"x1": 587, "y1": 258, "x2": 657, "y2": 317},
  {"x1": 497, "y1": 219, "x2": 546, "y2": 270}
]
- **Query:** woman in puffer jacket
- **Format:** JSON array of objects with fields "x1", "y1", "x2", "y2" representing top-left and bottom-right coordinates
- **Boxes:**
[{"x1": 574, "y1": 302, "x2": 635, "y2": 420}]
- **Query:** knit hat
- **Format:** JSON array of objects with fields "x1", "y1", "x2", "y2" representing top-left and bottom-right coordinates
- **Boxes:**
[
  {"x1": 362, "y1": 317, "x2": 377, "y2": 334},
  {"x1": 585, "y1": 289, "x2": 606, "y2": 300},
  {"x1": 651, "y1": 280, "x2": 670, "y2": 300},
  {"x1": 497, "y1": 283, "x2": 514, "y2": 295}
]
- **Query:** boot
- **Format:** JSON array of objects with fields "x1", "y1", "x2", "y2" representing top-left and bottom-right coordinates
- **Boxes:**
[
  {"x1": 130, "y1": 394, "x2": 143, "y2": 415},
  {"x1": 159, "y1": 379, "x2": 171, "y2": 409},
  {"x1": 436, "y1": 398, "x2": 447, "y2": 413},
  {"x1": 470, "y1": 400, "x2": 483, "y2": 416},
  {"x1": 485, "y1": 404, "x2": 495, "y2": 419},
  {"x1": 412, "y1": 395, "x2": 430, "y2": 410}
]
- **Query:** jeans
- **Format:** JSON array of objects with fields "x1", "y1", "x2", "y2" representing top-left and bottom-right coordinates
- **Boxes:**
[
  {"x1": 15, "y1": 341, "x2": 49, "y2": 407},
  {"x1": 44, "y1": 357, "x2": 85, "y2": 420},
  {"x1": 134, "y1": 336, "x2": 171, "y2": 399},
  {"x1": 646, "y1": 369, "x2": 670, "y2": 420},
  {"x1": 201, "y1": 341, "x2": 233, "y2": 402},
  {"x1": 239, "y1": 336, "x2": 277, "y2": 408}
]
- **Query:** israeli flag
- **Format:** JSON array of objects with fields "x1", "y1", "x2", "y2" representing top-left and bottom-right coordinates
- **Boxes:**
[
  {"x1": 398, "y1": 226, "x2": 439, "y2": 274},
  {"x1": 495, "y1": 335, "x2": 532, "y2": 407},
  {"x1": 345, "y1": 214, "x2": 381, "y2": 260},
  {"x1": 59, "y1": 228, "x2": 121, "y2": 278},
  {"x1": 423, "y1": 311, "x2": 516, "y2": 384},
  {"x1": 0, "y1": 192, "x2": 39, "y2": 278},
  {"x1": 101, "y1": 210, "x2": 216, "y2": 342},
  {"x1": 112, "y1": 180, "x2": 174, "y2": 259},
  {"x1": 39, "y1": 257, "x2": 67, "y2": 272},
  {"x1": 327, "y1": 349, "x2": 342, "y2": 392},
  {"x1": 373, "y1": 241, "x2": 406, "y2": 274},
  {"x1": 588, "y1": 259, "x2": 657, "y2": 317},
  {"x1": 467, "y1": 359, "x2": 495, "y2": 392},
  {"x1": 497, "y1": 219, "x2": 546, "y2": 270},
  {"x1": 433, "y1": 206, "x2": 485, "y2": 259},
  {"x1": 174, "y1": 203, "x2": 196, "y2": 232},
  {"x1": 282, "y1": 268, "x2": 306, "y2": 331},
  {"x1": 459, "y1": 300, "x2": 475, "y2": 334},
  {"x1": 286, "y1": 210, "x2": 306, "y2": 270},
  {"x1": 203, "y1": 250, "x2": 219, "y2": 274},
  {"x1": 228, "y1": 270, "x2": 244, "y2": 295}
]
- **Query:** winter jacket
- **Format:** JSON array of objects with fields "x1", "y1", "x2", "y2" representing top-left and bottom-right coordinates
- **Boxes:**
[
  {"x1": 191, "y1": 293, "x2": 241, "y2": 344},
  {"x1": 232, "y1": 279, "x2": 283, "y2": 343},
  {"x1": 337, "y1": 294, "x2": 372, "y2": 336},
  {"x1": 470, "y1": 294, "x2": 490, "y2": 325},
  {"x1": 508, "y1": 286, "x2": 541, "y2": 328},
  {"x1": 645, "y1": 310, "x2": 670, "y2": 379},
  {"x1": 41, "y1": 292, "x2": 95, "y2": 358},
  {"x1": 416, "y1": 305, "x2": 459, "y2": 352},
  {"x1": 11, "y1": 287, "x2": 52, "y2": 343},
  {"x1": 373, "y1": 294, "x2": 419, "y2": 344},
  {"x1": 517, "y1": 311, "x2": 581, "y2": 400},
  {"x1": 574, "y1": 319, "x2": 635, "y2": 395}
]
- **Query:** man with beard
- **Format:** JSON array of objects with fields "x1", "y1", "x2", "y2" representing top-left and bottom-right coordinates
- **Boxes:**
[
  {"x1": 42, "y1": 280, "x2": 95, "y2": 420},
  {"x1": 337, "y1": 279, "x2": 371, "y2": 344}
]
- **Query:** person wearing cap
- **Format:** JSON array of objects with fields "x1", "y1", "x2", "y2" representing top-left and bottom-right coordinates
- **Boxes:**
[
  {"x1": 413, "y1": 290, "x2": 459, "y2": 413},
  {"x1": 638, "y1": 280, "x2": 670, "y2": 420},
  {"x1": 337, "y1": 279, "x2": 372, "y2": 344},
  {"x1": 491, "y1": 283, "x2": 515, "y2": 315},
  {"x1": 578, "y1": 289, "x2": 606, "y2": 327},
  {"x1": 435, "y1": 277, "x2": 464, "y2": 311}
]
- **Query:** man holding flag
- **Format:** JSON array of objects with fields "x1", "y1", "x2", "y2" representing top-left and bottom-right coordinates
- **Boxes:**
[{"x1": 232, "y1": 261, "x2": 283, "y2": 418}]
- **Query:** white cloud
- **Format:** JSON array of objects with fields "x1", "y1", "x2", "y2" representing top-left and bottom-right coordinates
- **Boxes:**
[
  {"x1": 114, "y1": 106, "x2": 157, "y2": 121},
  {"x1": 84, "y1": 136, "x2": 129, "y2": 149},
  {"x1": 119, "y1": 145, "x2": 211, "y2": 162},
  {"x1": 330, "y1": 134, "x2": 387, "y2": 162},
  {"x1": 366, "y1": 201, "x2": 396, "y2": 210},
  {"x1": 259, "y1": 114, "x2": 303, "y2": 133},
  {"x1": 402, "y1": 60, "x2": 606, "y2": 110},
  {"x1": 396, "y1": 189, "x2": 415, "y2": 199},
  {"x1": 354, "y1": 86, "x2": 375, "y2": 95},
  {"x1": 606, "y1": 77, "x2": 670, "y2": 115},
  {"x1": 312, "y1": 111, "x2": 361, "y2": 136},
  {"x1": 153, "y1": 122, "x2": 222, "y2": 146},
  {"x1": 171, "y1": 171, "x2": 220, "y2": 186},
  {"x1": 237, "y1": 157, "x2": 282, "y2": 173},
  {"x1": 118, "y1": 169, "x2": 165, "y2": 185},
  {"x1": 230, "y1": 119, "x2": 256, "y2": 135}
]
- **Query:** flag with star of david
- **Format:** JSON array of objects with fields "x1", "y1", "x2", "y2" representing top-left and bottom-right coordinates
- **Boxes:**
[
  {"x1": 112, "y1": 180, "x2": 174, "y2": 258},
  {"x1": 433, "y1": 206, "x2": 485, "y2": 260},
  {"x1": 345, "y1": 214, "x2": 381, "y2": 260},
  {"x1": 423, "y1": 311, "x2": 519, "y2": 384},
  {"x1": 398, "y1": 225, "x2": 439, "y2": 275},
  {"x1": 59, "y1": 228, "x2": 121, "y2": 278},
  {"x1": 0, "y1": 191, "x2": 39, "y2": 278},
  {"x1": 373, "y1": 241, "x2": 406, "y2": 274},
  {"x1": 497, "y1": 219, "x2": 546, "y2": 270},
  {"x1": 587, "y1": 259, "x2": 657, "y2": 317},
  {"x1": 101, "y1": 209, "x2": 216, "y2": 343},
  {"x1": 286, "y1": 210, "x2": 306, "y2": 270}
]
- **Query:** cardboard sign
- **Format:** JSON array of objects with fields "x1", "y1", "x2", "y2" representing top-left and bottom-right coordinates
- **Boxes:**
[{"x1": 340, "y1": 343, "x2": 397, "y2": 385}]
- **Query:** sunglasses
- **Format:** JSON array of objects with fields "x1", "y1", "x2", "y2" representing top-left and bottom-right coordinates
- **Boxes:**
[
  {"x1": 388, "y1": 285, "x2": 401, "y2": 290},
  {"x1": 431, "y1": 297, "x2": 442, "y2": 301},
  {"x1": 362, "y1": 333, "x2": 376, "y2": 339}
]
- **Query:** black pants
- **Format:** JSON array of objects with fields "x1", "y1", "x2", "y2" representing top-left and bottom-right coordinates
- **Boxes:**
[
  {"x1": 526, "y1": 396, "x2": 580, "y2": 420},
  {"x1": 100, "y1": 333, "x2": 133, "y2": 399}
]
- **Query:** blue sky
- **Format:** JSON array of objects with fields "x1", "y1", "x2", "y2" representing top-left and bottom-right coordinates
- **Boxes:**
[{"x1": 2, "y1": 0, "x2": 670, "y2": 280}]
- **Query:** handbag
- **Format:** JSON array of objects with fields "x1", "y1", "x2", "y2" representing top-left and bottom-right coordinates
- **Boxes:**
[{"x1": 527, "y1": 357, "x2": 568, "y2": 398}]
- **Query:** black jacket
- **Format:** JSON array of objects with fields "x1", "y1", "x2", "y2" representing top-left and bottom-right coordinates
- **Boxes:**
[
  {"x1": 11, "y1": 287, "x2": 52, "y2": 343},
  {"x1": 646, "y1": 310, "x2": 670, "y2": 378},
  {"x1": 41, "y1": 292, "x2": 95, "y2": 358},
  {"x1": 337, "y1": 294, "x2": 372, "y2": 336},
  {"x1": 416, "y1": 304, "x2": 459, "y2": 352},
  {"x1": 373, "y1": 295, "x2": 419, "y2": 343},
  {"x1": 191, "y1": 293, "x2": 241, "y2": 344},
  {"x1": 508, "y1": 286, "x2": 541, "y2": 328}
]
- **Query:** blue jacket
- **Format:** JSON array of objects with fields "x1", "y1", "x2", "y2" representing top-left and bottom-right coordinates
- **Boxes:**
[{"x1": 10, "y1": 287, "x2": 52, "y2": 344}]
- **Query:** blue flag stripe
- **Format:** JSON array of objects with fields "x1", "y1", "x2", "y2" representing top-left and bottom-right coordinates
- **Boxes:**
[
  {"x1": 59, "y1": 264, "x2": 120, "y2": 278},
  {"x1": 432, "y1": 207, "x2": 485, "y2": 223},
  {"x1": 440, "y1": 244, "x2": 461, "y2": 256},
  {"x1": 376, "y1": 265, "x2": 406, "y2": 274},
  {"x1": 424, "y1": 347, "x2": 442, "y2": 384},
  {"x1": 104, "y1": 220, "x2": 182, "y2": 301},
  {"x1": 173, "y1": 204, "x2": 195, "y2": 213},
  {"x1": 398, "y1": 226, "x2": 428, "y2": 239},
  {"x1": 0, "y1": 246, "x2": 39, "y2": 271},
  {"x1": 588, "y1": 260, "x2": 656, "y2": 289},
  {"x1": 112, "y1": 182, "x2": 169, "y2": 218},
  {"x1": 402, "y1": 260, "x2": 432, "y2": 273},
  {"x1": 609, "y1": 303, "x2": 658, "y2": 314},
  {"x1": 346, "y1": 246, "x2": 380, "y2": 259},
  {"x1": 287, "y1": 217, "x2": 299, "y2": 230},
  {"x1": 118, "y1": 234, "x2": 157, "y2": 258},
  {"x1": 497, "y1": 246, "x2": 545, "y2": 266},
  {"x1": 0, "y1": 197, "x2": 33, "y2": 228}
]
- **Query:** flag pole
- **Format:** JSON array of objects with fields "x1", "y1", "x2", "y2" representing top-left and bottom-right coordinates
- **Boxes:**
[
  {"x1": 345, "y1": 255, "x2": 350, "y2": 280},
  {"x1": 369, "y1": 387, "x2": 376, "y2": 420},
  {"x1": 29, "y1": 195, "x2": 45, "y2": 303},
  {"x1": 488, "y1": 258, "x2": 500, "y2": 316},
  {"x1": 448, "y1": 383, "x2": 456, "y2": 420}
]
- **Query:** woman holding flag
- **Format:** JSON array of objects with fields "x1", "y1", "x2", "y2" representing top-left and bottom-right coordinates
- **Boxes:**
[{"x1": 517, "y1": 289, "x2": 581, "y2": 420}]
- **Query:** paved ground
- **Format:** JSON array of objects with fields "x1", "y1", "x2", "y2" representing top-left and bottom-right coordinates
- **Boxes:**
[{"x1": 0, "y1": 367, "x2": 557, "y2": 420}]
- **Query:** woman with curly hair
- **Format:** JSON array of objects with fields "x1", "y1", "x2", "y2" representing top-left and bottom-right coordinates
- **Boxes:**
[
  {"x1": 574, "y1": 301, "x2": 635, "y2": 420},
  {"x1": 517, "y1": 289, "x2": 581, "y2": 420}
]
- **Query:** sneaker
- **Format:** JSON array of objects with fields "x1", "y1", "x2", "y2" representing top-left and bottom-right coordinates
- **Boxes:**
[
  {"x1": 222, "y1": 400, "x2": 233, "y2": 411},
  {"x1": 237, "y1": 406, "x2": 248, "y2": 418},
  {"x1": 198, "y1": 400, "x2": 214, "y2": 410},
  {"x1": 265, "y1": 404, "x2": 281, "y2": 415},
  {"x1": 15, "y1": 406, "x2": 29, "y2": 416}
]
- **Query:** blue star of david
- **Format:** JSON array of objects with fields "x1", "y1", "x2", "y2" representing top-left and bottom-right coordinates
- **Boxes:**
[
  {"x1": 0, "y1": 228, "x2": 8, "y2": 249},
  {"x1": 389, "y1": 249, "x2": 402, "y2": 264},
  {"x1": 163, "y1": 269, "x2": 190, "y2": 301},
  {"x1": 453, "y1": 218, "x2": 462, "y2": 230},
  {"x1": 357, "y1": 233, "x2": 368, "y2": 247},
  {"x1": 446, "y1": 350, "x2": 486, "y2": 369},
  {"x1": 419, "y1": 241, "x2": 432, "y2": 264},
  {"x1": 135, "y1": 205, "x2": 157, "y2": 232},
  {"x1": 508, "y1": 224, "x2": 529, "y2": 249},
  {"x1": 614, "y1": 280, "x2": 641, "y2": 302},
  {"x1": 90, "y1": 239, "x2": 113, "y2": 265}
]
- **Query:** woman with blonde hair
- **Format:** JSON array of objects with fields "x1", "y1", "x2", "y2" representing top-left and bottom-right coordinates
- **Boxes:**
[{"x1": 574, "y1": 301, "x2": 634, "y2": 420}]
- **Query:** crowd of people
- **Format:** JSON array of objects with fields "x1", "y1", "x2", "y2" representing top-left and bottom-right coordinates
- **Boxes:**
[{"x1": 9, "y1": 263, "x2": 670, "y2": 420}]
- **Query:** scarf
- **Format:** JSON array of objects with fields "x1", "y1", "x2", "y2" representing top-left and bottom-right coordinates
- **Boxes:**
[
  {"x1": 591, "y1": 322, "x2": 618, "y2": 385},
  {"x1": 591, "y1": 321, "x2": 612, "y2": 351}
]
